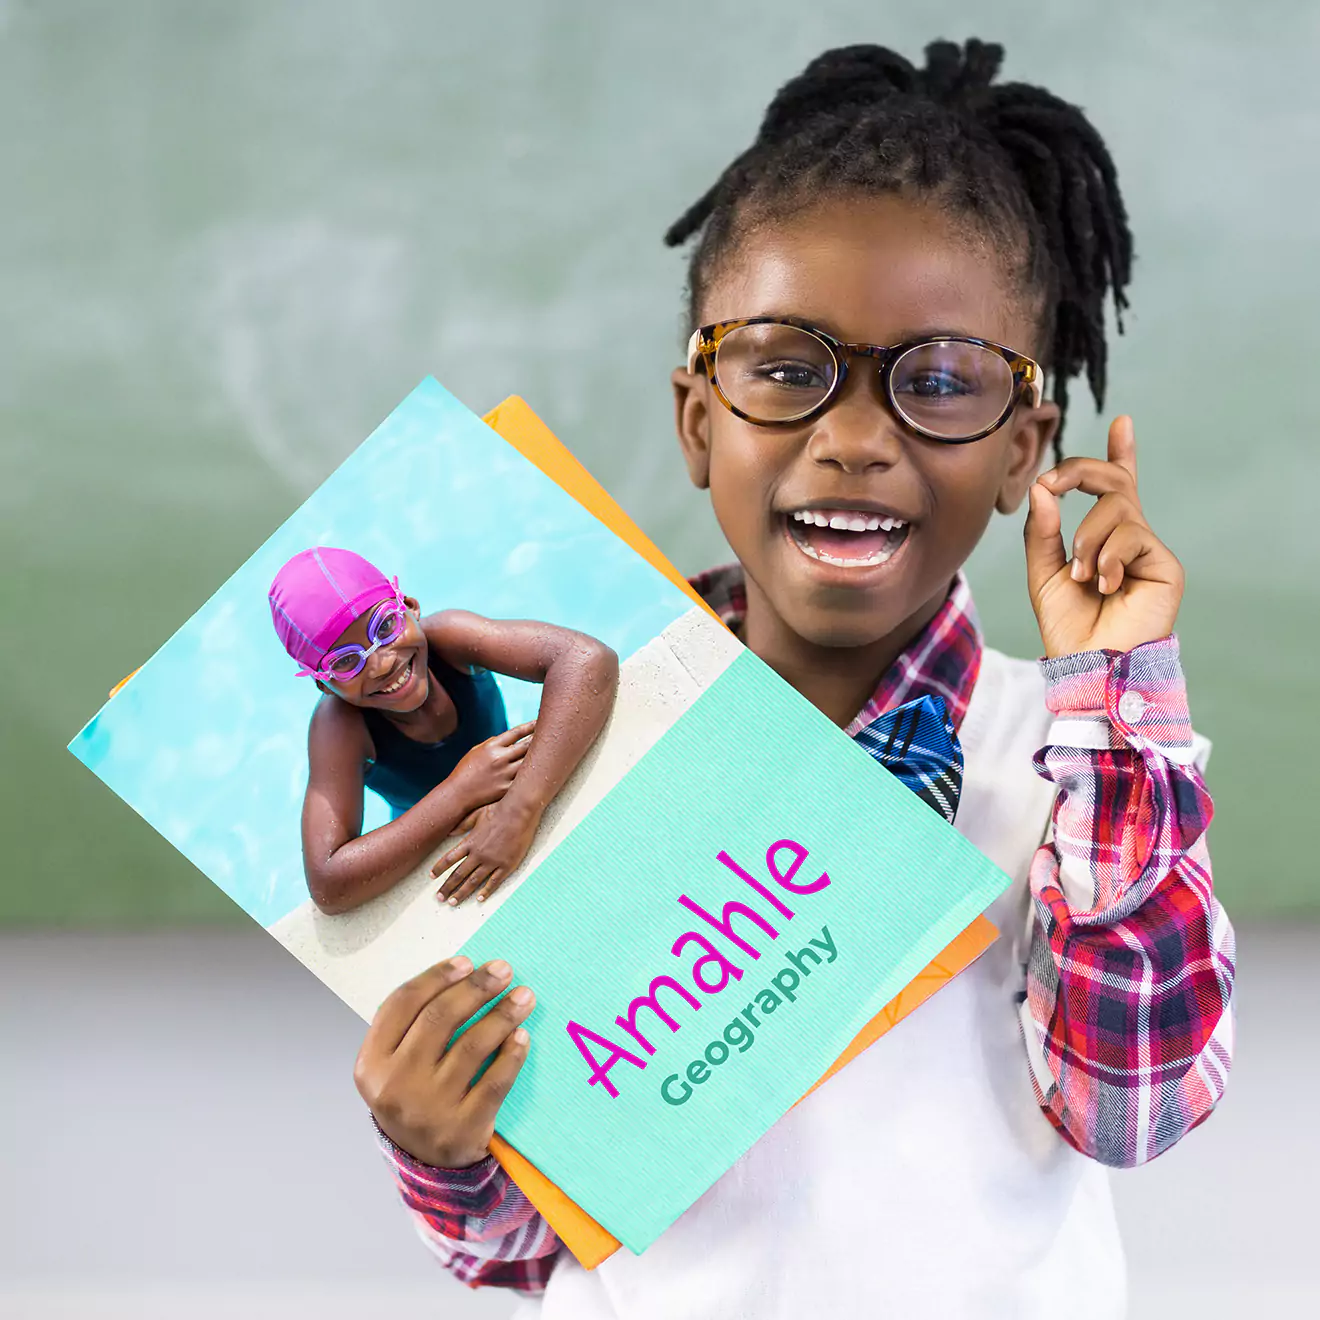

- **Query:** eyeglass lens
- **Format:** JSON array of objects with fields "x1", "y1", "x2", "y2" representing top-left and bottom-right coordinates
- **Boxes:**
[{"x1": 712, "y1": 323, "x2": 1016, "y2": 439}]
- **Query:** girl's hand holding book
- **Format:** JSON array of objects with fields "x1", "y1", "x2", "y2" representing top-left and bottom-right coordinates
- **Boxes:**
[{"x1": 355, "y1": 956, "x2": 533, "y2": 1169}]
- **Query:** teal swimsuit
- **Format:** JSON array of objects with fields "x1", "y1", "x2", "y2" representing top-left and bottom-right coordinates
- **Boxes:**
[{"x1": 362, "y1": 653, "x2": 509, "y2": 818}]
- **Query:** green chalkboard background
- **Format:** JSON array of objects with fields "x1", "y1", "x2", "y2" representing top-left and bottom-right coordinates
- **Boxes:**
[{"x1": 3, "y1": 0, "x2": 1315, "y2": 923}]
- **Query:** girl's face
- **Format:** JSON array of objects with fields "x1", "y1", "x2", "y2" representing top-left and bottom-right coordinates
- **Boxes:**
[
  {"x1": 672, "y1": 193, "x2": 1059, "y2": 654},
  {"x1": 320, "y1": 596, "x2": 431, "y2": 712}
]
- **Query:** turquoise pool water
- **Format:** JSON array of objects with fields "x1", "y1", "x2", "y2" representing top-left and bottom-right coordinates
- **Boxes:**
[{"x1": 69, "y1": 378, "x2": 693, "y2": 926}]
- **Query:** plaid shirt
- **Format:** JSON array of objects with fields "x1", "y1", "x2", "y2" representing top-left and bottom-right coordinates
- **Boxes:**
[{"x1": 377, "y1": 566, "x2": 1236, "y2": 1292}]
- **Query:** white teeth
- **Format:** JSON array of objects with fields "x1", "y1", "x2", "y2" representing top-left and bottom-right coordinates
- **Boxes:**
[
  {"x1": 790, "y1": 508, "x2": 908, "y2": 531},
  {"x1": 786, "y1": 510, "x2": 911, "y2": 567},
  {"x1": 380, "y1": 660, "x2": 411, "y2": 694}
]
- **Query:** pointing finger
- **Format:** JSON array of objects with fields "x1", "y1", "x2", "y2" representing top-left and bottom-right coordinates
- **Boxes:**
[{"x1": 1107, "y1": 415, "x2": 1138, "y2": 484}]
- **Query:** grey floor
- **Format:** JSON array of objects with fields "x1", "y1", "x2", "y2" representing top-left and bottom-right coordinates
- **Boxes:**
[{"x1": 2, "y1": 926, "x2": 1313, "y2": 1318}]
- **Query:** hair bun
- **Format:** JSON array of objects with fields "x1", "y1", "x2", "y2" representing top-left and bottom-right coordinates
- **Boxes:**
[
  {"x1": 755, "y1": 40, "x2": 1005, "y2": 148},
  {"x1": 756, "y1": 44, "x2": 919, "y2": 146},
  {"x1": 919, "y1": 39, "x2": 1004, "y2": 103}
]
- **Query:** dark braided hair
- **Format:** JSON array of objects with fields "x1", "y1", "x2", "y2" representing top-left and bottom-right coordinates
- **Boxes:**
[{"x1": 664, "y1": 39, "x2": 1132, "y2": 461}]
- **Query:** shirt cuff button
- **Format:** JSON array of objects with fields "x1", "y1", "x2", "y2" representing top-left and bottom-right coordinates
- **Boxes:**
[{"x1": 1117, "y1": 689, "x2": 1147, "y2": 724}]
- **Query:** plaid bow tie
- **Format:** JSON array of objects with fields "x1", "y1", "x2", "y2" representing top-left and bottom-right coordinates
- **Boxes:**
[{"x1": 853, "y1": 694, "x2": 963, "y2": 824}]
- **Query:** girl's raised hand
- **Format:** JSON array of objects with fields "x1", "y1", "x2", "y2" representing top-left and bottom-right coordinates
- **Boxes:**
[{"x1": 1024, "y1": 416, "x2": 1184, "y2": 658}]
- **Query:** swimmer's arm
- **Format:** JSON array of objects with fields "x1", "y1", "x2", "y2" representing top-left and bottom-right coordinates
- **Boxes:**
[
  {"x1": 301, "y1": 699, "x2": 481, "y2": 915},
  {"x1": 427, "y1": 611, "x2": 618, "y2": 819}
]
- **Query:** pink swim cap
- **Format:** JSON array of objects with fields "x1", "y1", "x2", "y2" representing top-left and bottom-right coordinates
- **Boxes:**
[{"x1": 269, "y1": 547, "x2": 396, "y2": 671}]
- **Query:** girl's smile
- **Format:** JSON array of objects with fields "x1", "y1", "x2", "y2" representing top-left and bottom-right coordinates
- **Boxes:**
[
  {"x1": 782, "y1": 502, "x2": 913, "y2": 572},
  {"x1": 365, "y1": 652, "x2": 424, "y2": 705}
]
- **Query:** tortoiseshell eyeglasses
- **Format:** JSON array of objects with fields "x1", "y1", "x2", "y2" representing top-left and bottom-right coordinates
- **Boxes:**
[{"x1": 686, "y1": 316, "x2": 1044, "y2": 443}]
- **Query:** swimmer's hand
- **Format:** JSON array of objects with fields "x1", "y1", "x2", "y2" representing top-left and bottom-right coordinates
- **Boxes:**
[
  {"x1": 454, "y1": 805, "x2": 490, "y2": 835},
  {"x1": 1026, "y1": 416, "x2": 1184, "y2": 658},
  {"x1": 432, "y1": 795, "x2": 543, "y2": 906},
  {"x1": 450, "y1": 721, "x2": 536, "y2": 815},
  {"x1": 355, "y1": 956, "x2": 533, "y2": 1170}
]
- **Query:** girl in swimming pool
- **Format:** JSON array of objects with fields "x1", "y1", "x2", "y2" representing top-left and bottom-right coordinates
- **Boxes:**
[{"x1": 269, "y1": 546, "x2": 619, "y2": 915}]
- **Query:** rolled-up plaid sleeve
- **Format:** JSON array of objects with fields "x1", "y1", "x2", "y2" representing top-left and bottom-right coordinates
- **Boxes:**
[
  {"x1": 1021, "y1": 636, "x2": 1236, "y2": 1167},
  {"x1": 375, "y1": 1123, "x2": 563, "y2": 1292}
]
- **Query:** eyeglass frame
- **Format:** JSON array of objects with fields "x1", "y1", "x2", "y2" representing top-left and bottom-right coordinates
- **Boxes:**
[
  {"x1": 685, "y1": 316, "x2": 1044, "y2": 444},
  {"x1": 295, "y1": 584, "x2": 412, "y2": 683}
]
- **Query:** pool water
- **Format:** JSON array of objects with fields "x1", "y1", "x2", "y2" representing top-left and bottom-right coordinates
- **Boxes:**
[{"x1": 70, "y1": 378, "x2": 693, "y2": 927}]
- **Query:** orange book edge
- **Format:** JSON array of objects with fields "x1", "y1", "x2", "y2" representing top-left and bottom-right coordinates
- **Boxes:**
[{"x1": 106, "y1": 394, "x2": 998, "y2": 1271}]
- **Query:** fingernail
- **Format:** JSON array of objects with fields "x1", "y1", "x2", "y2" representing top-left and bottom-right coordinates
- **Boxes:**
[
  {"x1": 476, "y1": 894, "x2": 486, "y2": 903},
  {"x1": 487, "y1": 960, "x2": 511, "y2": 978},
  {"x1": 513, "y1": 1028, "x2": 530, "y2": 1045},
  {"x1": 447, "y1": 896, "x2": 458, "y2": 907},
  {"x1": 450, "y1": 957, "x2": 472, "y2": 975},
  {"x1": 1070, "y1": 559, "x2": 1083, "y2": 581},
  {"x1": 1098, "y1": 575, "x2": 1110, "y2": 593},
  {"x1": 509, "y1": 986, "x2": 531, "y2": 1006}
]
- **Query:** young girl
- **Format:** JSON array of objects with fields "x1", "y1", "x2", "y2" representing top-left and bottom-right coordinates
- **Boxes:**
[
  {"x1": 269, "y1": 546, "x2": 619, "y2": 914},
  {"x1": 350, "y1": 41, "x2": 1235, "y2": 1316}
]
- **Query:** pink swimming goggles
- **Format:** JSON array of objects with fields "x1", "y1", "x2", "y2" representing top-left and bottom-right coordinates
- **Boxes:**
[{"x1": 269, "y1": 547, "x2": 409, "y2": 684}]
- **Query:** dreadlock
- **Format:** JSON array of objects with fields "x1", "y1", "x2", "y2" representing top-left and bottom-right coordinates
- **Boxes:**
[{"x1": 664, "y1": 39, "x2": 1132, "y2": 462}]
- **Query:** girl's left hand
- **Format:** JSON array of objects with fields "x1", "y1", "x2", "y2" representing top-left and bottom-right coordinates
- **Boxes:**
[
  {"x1": 432, "y1": 798, "x2": 544, "y2": 907},
  {"x1": 1024, "y1": 415, "x2": 1184, "y2": 658}
]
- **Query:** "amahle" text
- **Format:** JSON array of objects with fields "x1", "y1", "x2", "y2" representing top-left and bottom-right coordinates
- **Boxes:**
[{"x1": 565, "y1": 838, "x2": 830, "y2": 1099}]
